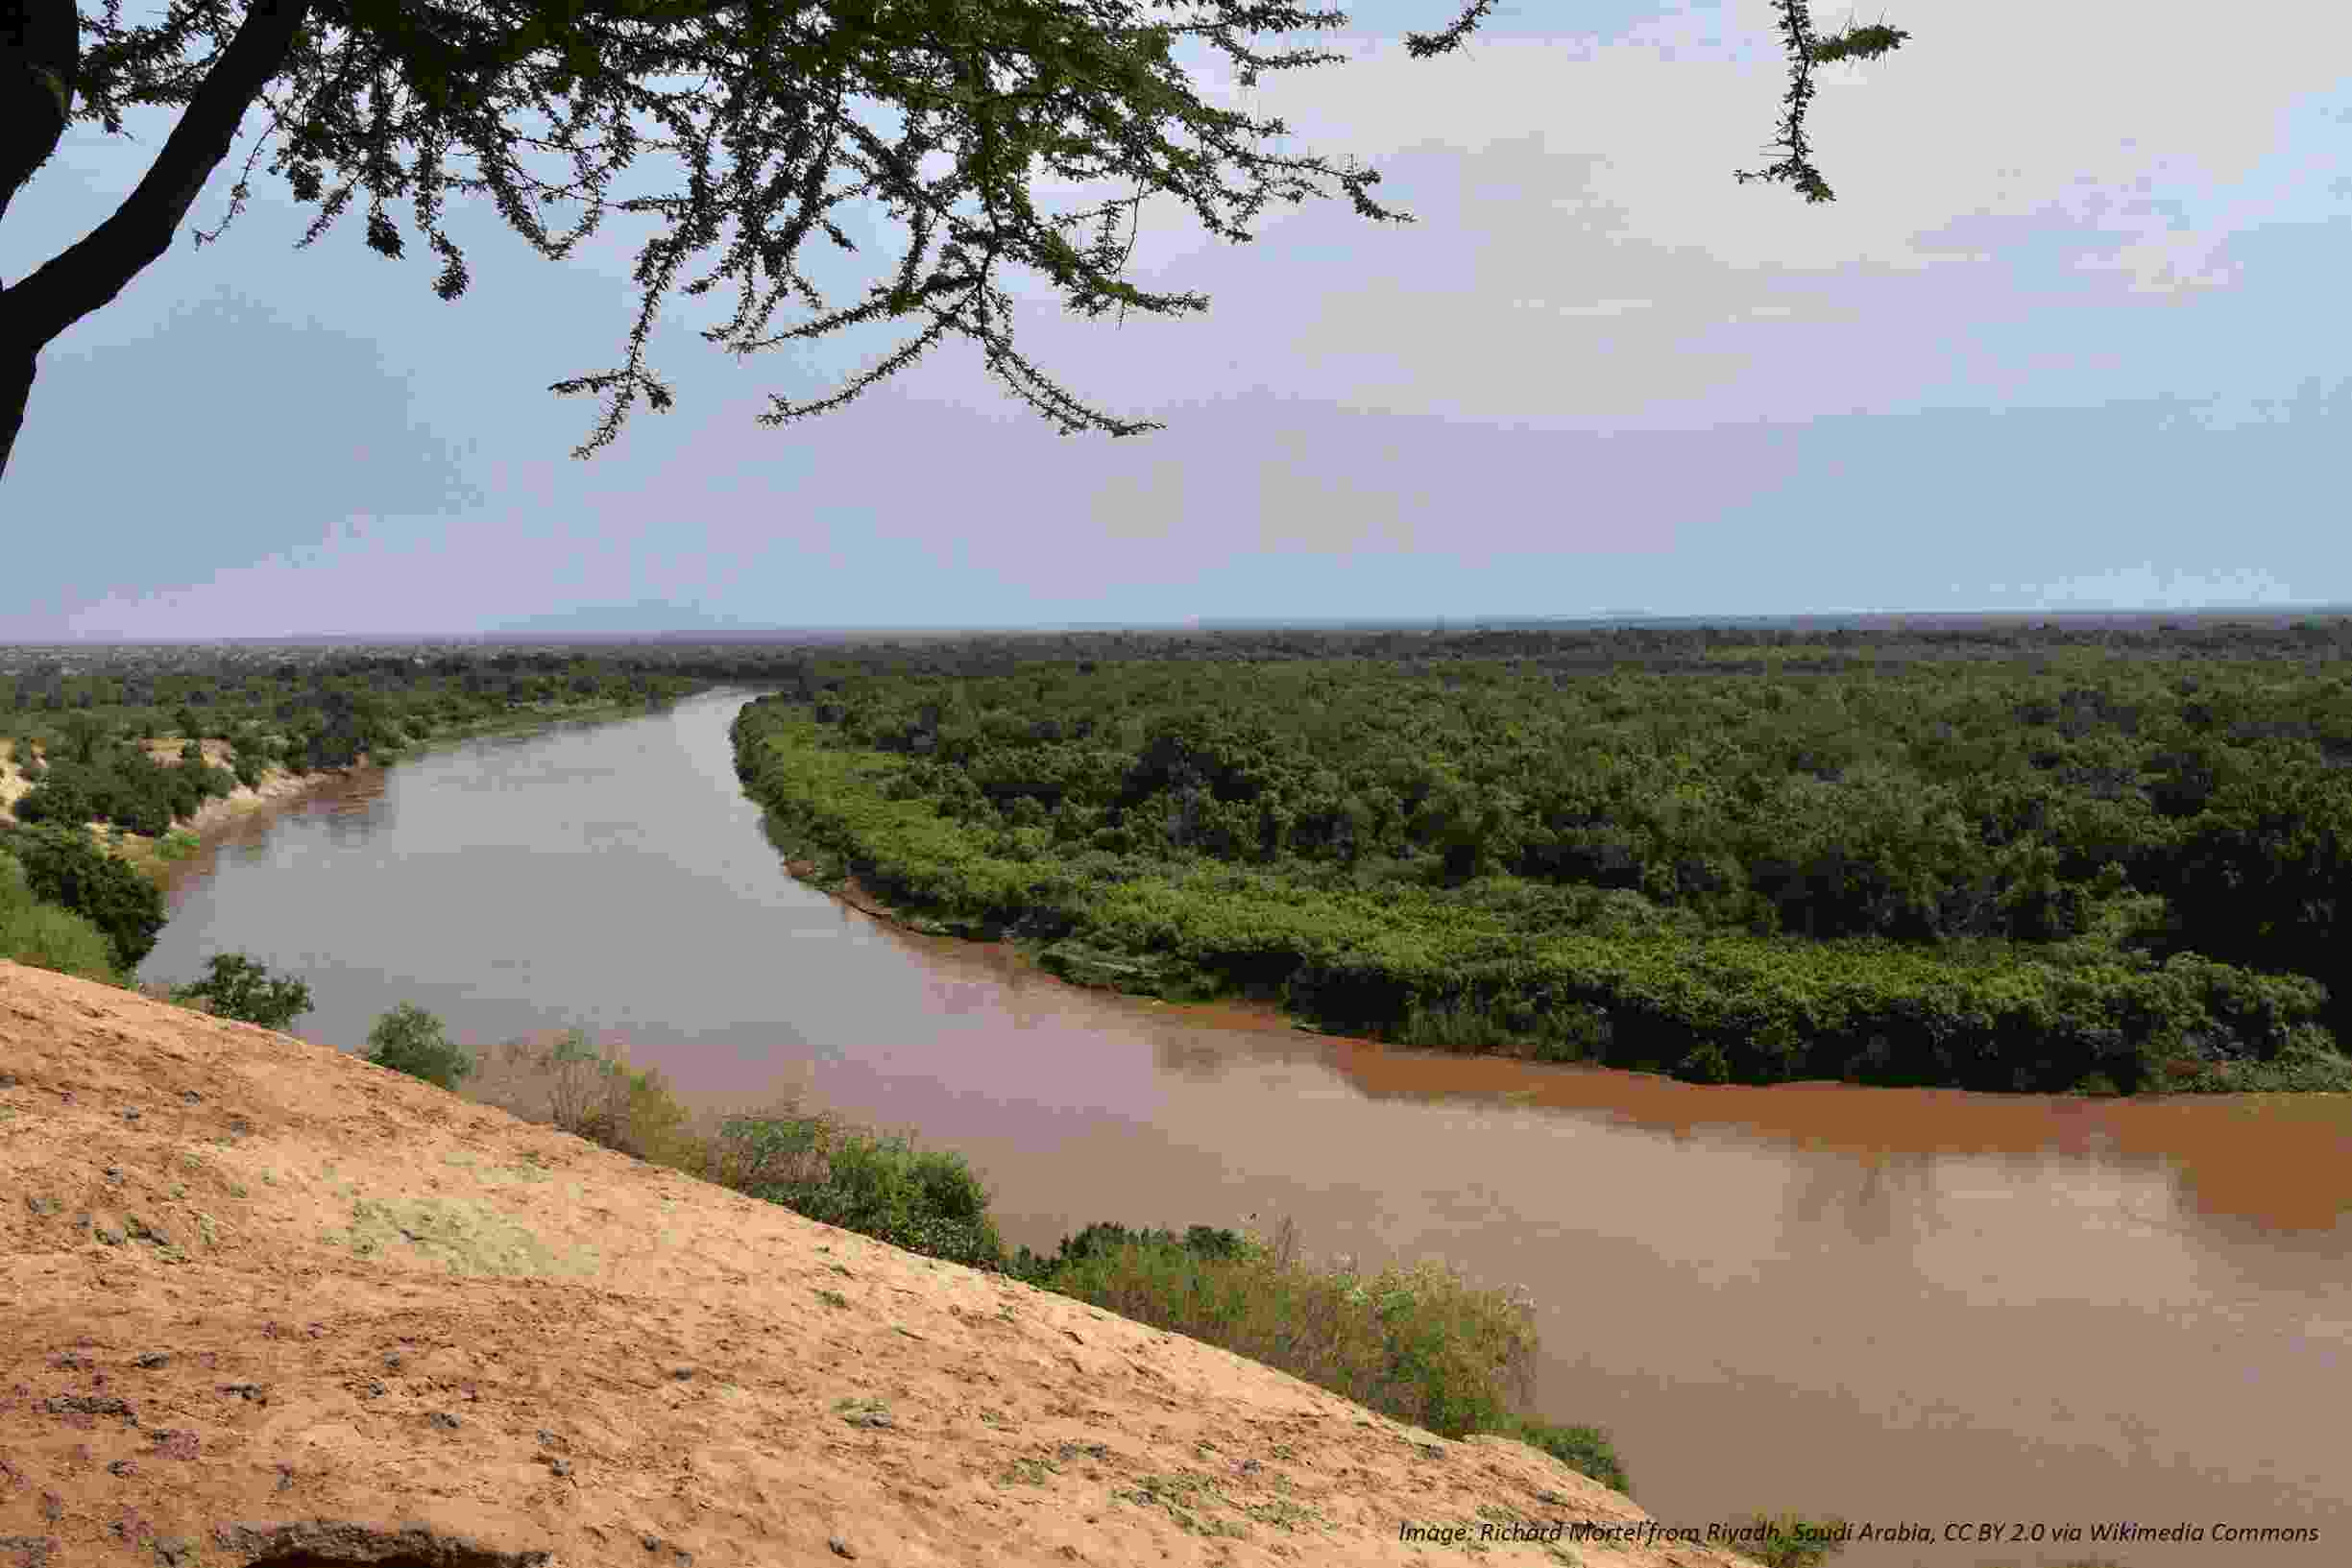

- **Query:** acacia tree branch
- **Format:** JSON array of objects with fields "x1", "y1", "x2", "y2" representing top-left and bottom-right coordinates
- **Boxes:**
[
  {"x1": 1, "y1": 0, "x2": 79, "y2": 230},
  {"x1": 2, "y1": 0, "x2": 316, "y2": 351}
]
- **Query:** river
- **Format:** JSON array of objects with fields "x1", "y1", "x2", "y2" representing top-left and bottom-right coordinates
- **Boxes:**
[{"x1": 138, "y1": 688, "x2": 2351, "y2": 1566}]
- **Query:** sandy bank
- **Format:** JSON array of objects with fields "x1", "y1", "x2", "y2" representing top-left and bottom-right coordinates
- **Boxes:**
[{"x1": 0, "y1": 958, "x2": 1754, "y2": 1566}]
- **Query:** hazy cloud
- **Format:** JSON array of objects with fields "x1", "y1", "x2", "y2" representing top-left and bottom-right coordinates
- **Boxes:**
[{"x1": 4, "y1": 0, "x2": 2344, "y2": 635}]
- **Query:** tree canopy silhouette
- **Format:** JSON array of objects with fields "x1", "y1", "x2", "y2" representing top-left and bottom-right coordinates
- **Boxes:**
[{"x1": 0, "y1": 0, "x2": 1908, "y2": 477}]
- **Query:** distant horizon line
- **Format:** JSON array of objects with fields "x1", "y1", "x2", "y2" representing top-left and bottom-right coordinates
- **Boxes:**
[{"x1": 13, "y1": 600, "x2": 2352, "y2": 646}]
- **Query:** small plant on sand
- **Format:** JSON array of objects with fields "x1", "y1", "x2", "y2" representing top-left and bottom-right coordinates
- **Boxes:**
[
  {"x1": 365, "y1": 1002, "x2": 475, "y2": 1091},
  {"x1": 1491, "y1": 1413, "x2": 1630, "y2": 1495},
  {"x1": 1735, "y1": 1512, "x2": 1850, "y2": 1567}
]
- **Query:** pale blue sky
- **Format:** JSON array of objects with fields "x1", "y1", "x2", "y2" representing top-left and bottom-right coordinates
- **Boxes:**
[{"x1": 3, "y1": 0, "x2": 2347, "y2": 638}]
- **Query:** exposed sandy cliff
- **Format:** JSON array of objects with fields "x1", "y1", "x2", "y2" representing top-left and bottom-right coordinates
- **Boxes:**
[{"x1": 0, "y1": 959, "x2": 1753, "y2": 1567}]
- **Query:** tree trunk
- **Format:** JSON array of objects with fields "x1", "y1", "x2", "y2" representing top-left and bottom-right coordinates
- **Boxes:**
[
  {"x1": 2, "y1": 0, "x2": 77, "y2": 229},
  {"x1": 0, "y1": 337, "x2": 30, "y2": 478},
  {"x1": 4, "y1": 0, "x2": 78, "y2": 477},
  {"x1": 0, "y1": 0, "x2": 313, "y2": 483}
]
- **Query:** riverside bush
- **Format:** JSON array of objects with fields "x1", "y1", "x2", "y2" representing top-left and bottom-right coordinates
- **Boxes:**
[
  {"x1": 171, "y1": 952, "x2": 314, "y2": 1031},
  {"x1": 14, "y1": 745, "x2": 235, "y2": 837},
  {"x1": 365, "y1": 1002, "x2": 475, "y2": 1090},
  {"x1": 0, "y1": 846, "x2": 121, "y2": 983},
  {"x1": 1490, "y1": 1413, "x2": 1631, "y2": 1496},
  {"x1": 0, "y1": 823, "x2": 167, "y2": 970},
  {"x1": 467, "y1": 1028, "x2": 704, "y2": 1169},
  {"x1": 461, "y1": 1033, "x2": 1003, "y2": 1264},
  {"x1": 769, "y1": 1132, "x2": 1006, "y2": 1269},
  {"x1": 1022, "y1": 1214, "x2": 1630, "y2": 1492}
]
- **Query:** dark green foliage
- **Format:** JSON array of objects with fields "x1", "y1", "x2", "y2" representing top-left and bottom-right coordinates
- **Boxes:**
[
  {"x1": 172, "y1": 952, "x2": 315, "y2": 1031},
  {"x1": 730, "y1": 624, "x2": 2352, "y2": 1094},
  {"x1": 759, "y1": 1132, "x2": 1006, "y2": 1270},
  {"x1": 1019, "y1": 1214, "x2": 1614, "y2": 1486},
  {"x1": 364, "y1": 1002, "x2": 475, "y2": 1091},
  {"x1": 12, "y1": 776, "x2": 95, "y2": 827},
  {"x1": 1491, "y1": 1413, "x2": 1632, "y2": 1496},
  {"x1": 0, "y1": 823, "x2": 167, "y2": 969},
  {"x1": 1, "y1": 653, "x2": 705, "y2": 835},
  {"x1": 0, "y1": 844, "x2": 123, "y2": 982},
  {"x1": 18, "y1": 745, "x2": 235, "y2": 835},
  {"x1": 1009, "y1": 1220, "x2": 1252, "y2": 1283}
]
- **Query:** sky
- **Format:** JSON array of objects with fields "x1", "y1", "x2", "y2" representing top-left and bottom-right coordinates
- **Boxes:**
[{"x1": 3, "y1": 0, "x2": 2348, "y2": 639}]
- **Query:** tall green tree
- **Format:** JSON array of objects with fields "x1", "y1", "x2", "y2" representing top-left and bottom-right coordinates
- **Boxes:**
[{"x1": 1, "y1": 0, "x2": 1908, "y2": 476}]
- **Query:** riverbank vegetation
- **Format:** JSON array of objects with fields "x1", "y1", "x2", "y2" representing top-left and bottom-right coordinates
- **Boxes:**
[
  {"x1": 0, "y1": 835, "x2": 123, "y2": 983},
  {"x1": 426, "y1": 1014, "x2": 1639, "y2": 1494},
  {"x1": 0, "y1": 645, "x2": 722, "y2": 982},
  {"x1": 355, "y1": 996, "x2": 2134, "y2": 1558},
  {"x1": 0, "y1": 822, "x2": 167, "y2": 978},
  {"x1": 730, "y1": 621, "x2": 2352, "y2": 1095},
  {"x1": 0, "y1": 647, "x2": 708, "y2": 839}
]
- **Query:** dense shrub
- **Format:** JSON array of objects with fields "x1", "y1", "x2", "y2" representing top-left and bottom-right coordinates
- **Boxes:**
[
  {"x1": 1031, "y1": 1217, "x2": 1567, "y2": 1464},
  {"x1": 1490, "y1": 1413, "x2": 1631, "y2": 1496},
  {"x1": 364, "y1": 1002, "x2": 475, "y2": 1090},
  {"x1": 0, "y1": 824, "x2": 167, "y2": 969},
  {"x1": 0, "y1": 847, "x2": 121, "y2": 983},
  {"x1": 1010, "y1": 1220, "x2": 1254, "y2": 1279},
  {"x1": 171, "y1": 952, "x2": 314, "y2": 1030},
  {"x1": 12, "y1": 777, "x2": 96, "y2": 828},
  {"x1": 771, "y1": 1132, "x2": 1006, "y2": 1269},
  {"x1": 12, "y1": 743, "x2": 235, "y2": 836},
  {"x1": 737, "y1": 687, "x2": 2352, "y2": 1094}
]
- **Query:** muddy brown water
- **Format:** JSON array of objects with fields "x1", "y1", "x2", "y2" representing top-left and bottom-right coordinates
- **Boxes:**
[{"x1": 138, "y1": 689, "x2": 2350, "y2": 1565}]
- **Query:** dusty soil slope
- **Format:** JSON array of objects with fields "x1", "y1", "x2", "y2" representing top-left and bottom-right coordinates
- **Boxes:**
[{"x1": 0, "y1": 960, "x2": 1752, "y2": 1568}]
